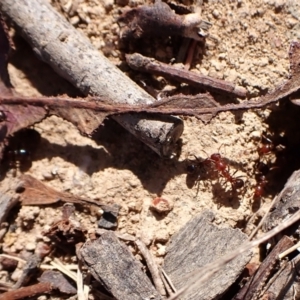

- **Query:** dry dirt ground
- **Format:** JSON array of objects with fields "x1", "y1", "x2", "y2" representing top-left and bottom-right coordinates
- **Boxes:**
[{"x1": 2, "y1": 0, "x2": 300, "y2": 297}]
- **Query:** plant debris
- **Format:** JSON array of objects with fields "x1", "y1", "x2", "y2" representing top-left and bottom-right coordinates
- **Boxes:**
[
  {"x1": 126, "y1": 53, "x2": 247, "y2": 98},
  {"x1": 44, "y1": 203, "x2": 86, "y2": 247},
  {"x1": 39, "y1": 270, "x2": 77, "y2": 295},
  {"x1": 16, "y1": 174, "x2": 104, "y2": 207},
  {"x1": 118, "y1": 0, "x2": 211, "y2": 42}
]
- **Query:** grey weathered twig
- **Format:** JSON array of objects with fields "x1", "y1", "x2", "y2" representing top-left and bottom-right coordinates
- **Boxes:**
[
  {"x1": 135, "y1": 239, "x2": 166, "y2": 296},
  {"x1": 0, "y1": 0, "x2": 183, "y2": 157}
]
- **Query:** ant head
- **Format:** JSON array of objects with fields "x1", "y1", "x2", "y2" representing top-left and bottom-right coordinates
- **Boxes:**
[
  {"x1": 211, "y1": 153, "x2": 221, "y2": 161},
  {"x1": 187, "y1": 164, "x2": 197, "y2": 174}
]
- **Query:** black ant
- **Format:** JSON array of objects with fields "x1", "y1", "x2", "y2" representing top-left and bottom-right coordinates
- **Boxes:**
[
  {"x1": 186, "y1": 156, "x2": 203, "y2": 176},
  {"x1": 2, "y1": 129, "x2": 41, "y2": 170},
  {"x1": 186, "y1": 155, "x2": 208, "y2": 190}
]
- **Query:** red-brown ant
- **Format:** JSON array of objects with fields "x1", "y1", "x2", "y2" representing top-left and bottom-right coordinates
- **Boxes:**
[
  {"x1": 254, "y1": 174, "x2": 268, "y2": 198},
  {"x1": 258, "y1": 133, "x2": 287, "y2": 158},
  {"x1": 187, "y1": 149, "x2": 245, "y2": 191},
  {"x1": 258, "y1": 136, "x2": 274, "y2": 156},
  {"x1": 253, "y1": 162, "x2": 270, "y2": 199},
  {"x1": 218, "y1": 166, "x2": 245, "y2": 190},
  {"x1": 204, "y1": 151, "x2": 245, "y2": 190}
]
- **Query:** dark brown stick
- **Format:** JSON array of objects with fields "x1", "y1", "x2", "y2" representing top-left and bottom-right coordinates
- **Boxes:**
[
  {"x1": 0, "y1": 0, "x2": 183, "y2": 157},
  {"x1": 0, "y1": 282, "x2": 53, "y2": 300},
  {"x1": 126, "y1": 53, "x2": 247, "y2": 98},
  {"x1": 0, "y1": 92, "x2": 289, "y2": 117}
]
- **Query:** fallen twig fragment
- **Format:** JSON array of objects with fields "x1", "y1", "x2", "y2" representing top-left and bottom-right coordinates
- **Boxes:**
[
  {"x1": 0, "y1": 92, "x2": 284, "y2": 119},
  {"x1": 13, "y1": 254, "x2": 41, "y2": 289},
  {"x1": 0, "y1": 190, "x2": 19, "y2": 224},
  {"x1": 234, "y1": 235, "x2": 294, "y2": 300},
  {"x1": 261, "y1": 253, "x2": 300, "y2": 299},
  {"x1": 126, "y1": 53, "x2": 247, "y2": 98},
  {"x1": 0, "y1": 0, "x2": 183, "y2": 157},
  {"x1": 262, "y1": 169, "x2": 300, "y2": 233},
  {"x1": 118, "y1": 0, "x2": 211, "y2": 41},
  {"x1": 135, "y1": 239, "x2": 166, "y2": 296},
  {"x1": 0, "y1": 282, "x2": 53, "y2": 300}
]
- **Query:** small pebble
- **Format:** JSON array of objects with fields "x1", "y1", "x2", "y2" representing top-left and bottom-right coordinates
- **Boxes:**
[
  {"x1": 25, "y1": 242, "x2": 36, "y2": 251},
  {"x1": 130, "y1": 214, "x2": 140, "y2": 223},
  {"x1": 155, "y1": 228, "x2": 169, "y2": 243},
  {"x1": 156, "y1": 243, "x2": 166, "y2": 256},
  {"x1": 212, "y1": 9, "x2": 220, "y2": 18},
  {"x1": 127, "y1": 199, "x2": 143, "y2": 212},
  {"x1": 150, "y1": 197, "x2": 173, "y2": 213}
]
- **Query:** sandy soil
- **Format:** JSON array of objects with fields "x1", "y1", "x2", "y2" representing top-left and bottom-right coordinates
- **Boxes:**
[{"x1": 2, "y1": 0, "x2": 300, "y2": 297}]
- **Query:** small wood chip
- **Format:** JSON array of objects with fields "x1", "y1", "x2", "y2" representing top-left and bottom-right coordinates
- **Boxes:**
[
  {"x1": 234, "y1": 235, "x2": 294, "y2": 300},
  {"x1": 0, "y1": 181, "x2": 19, "y2": 224},
  {"x1": 80, "y1": 231, "x2": 162, "y2": 300},
  {"x1": 163, "y1": 210, "x2": 252, "y2": 300},
  {"x1": 262, "y1": 253, "x2": 300, "y2": 299},
  {"x1": 39, "y1": 270, "x2": 77, "y2": 294},
  {"x1": 263, "y1": 169, "x2": 300, "y2": 234}
]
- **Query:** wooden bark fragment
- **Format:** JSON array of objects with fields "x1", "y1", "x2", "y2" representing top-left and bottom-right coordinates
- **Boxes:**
[
  {"x1": 234, "y1": 235, "x2": 294, "y2": 300},
  {"x1": 262, "y1": 253, "x2": 300, "y2": 300},
  {"x1": 0, "y1": 178, "x2": 20, "y2": 224},
  {"x1": 262, "y1": 170, "x2": 300, "y2": 233},
  {"x1": 163, "y1": 210, "x2": 252, "y2": 300},
  {"x1": 80, "y1": 231, "x2": 162, "y2": 300},
  {"x1": 118, "y1": 0, "x2": 211, "y2": 41},
  {"x1": 0, "y1": 0, "x2": 183, "y2": 157},
  {"x1": 0, "y1": 191, "x2": 19, "y2": 224},
  {"x1": 13, "y1": 254, "x2": 41, "y2": 289},
  {"x1": 39, "y1": 270, "x2": 77, "y2": 294}
]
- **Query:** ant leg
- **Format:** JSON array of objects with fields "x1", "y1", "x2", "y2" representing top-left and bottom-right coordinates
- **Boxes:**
[{"x1": 194, "y1": 177, "x2": 201, "y2": 198}]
